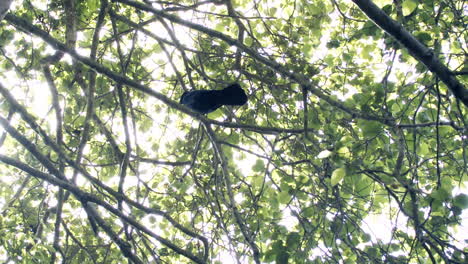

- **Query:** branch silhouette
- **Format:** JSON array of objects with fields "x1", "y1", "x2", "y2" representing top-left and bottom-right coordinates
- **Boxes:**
[{"x1": 352, "y1": 0, "x2": 468, "y2": 107}]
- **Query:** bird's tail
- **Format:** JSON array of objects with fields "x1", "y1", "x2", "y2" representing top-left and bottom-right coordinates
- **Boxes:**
[{"x1": 219, "y1": 83, "x2": 248, "y2": 106}]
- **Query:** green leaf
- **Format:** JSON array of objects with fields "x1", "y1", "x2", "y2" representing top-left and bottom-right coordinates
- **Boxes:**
[
  {"x1": 0, "y1": 29, "x2": 14, "y2": 46},
  {"x1": 226, "y1": 133, "x2": 240, "y2": 145},
  {"x1": 430, "y1": 189, "x2": 450, "y2": 201},
  {"x1": 303, "y1": 43, "x2": 313, "y2": 57},
  {"x1": 263, "y1": 249, "x2": 276, "y2": 262},
  {"x1": 278, "y1": 191, "x2": 290, "y2": 204},
  {"x1": 318, "y1": 150, "x2": 332, "y2": 159},
  {"x1": 268, "y1": 7, "x2": 278, "y2": 16},
  {"x1": 441, "y1": 177, "x2": 453, "y2": 192},
  {"x1": 214, "y1": 22, "x2": 225, "y2": 31},
  {"x1": 402, "y1": 0, "x2": 418, "y2": 16},
  {"x1": 415, "y1": 31, "x2": 432, "y2": 44},
  {"x1": 253, "y1": 159, "x2": 266, "y2": 172},
  {"x1": 331, "y1": 168, "x2": 346, "y2": 186},
  {"x1": 453, "y1": 194, "x2": 468, "y2": 209},
  {"x1": 418, "y1": 142, "x2": 429, "y2": 156},
  {"x1": 302, "y1": 207, "x2": 315, "y2": 217},
  {"x1": 207, "y1": 108, "x2": 223, "y2": 119},
  {"x1": 343, "y1": 53, "x2": 352, "y2": 62},
  {"x1": 375, "y1": 0, "x2": 393, "y2": 7},
  {"x1": 275, "y1": 250, "x2": 289, "y2": 264},
  {"x1": 337, "y1": 147, "x2": 350, "y2": 158},
  {"x1": 244, "y1": 36, "x2": 253, "y2": 46},
  {"x1": 358, "y1": 120, "x2": 383, "y2": 138},
  {"x1": 362, "y1": 45, "x2": 374, "y2": 60},
  {"x1": 286, "y1": 232, "x2": 301, "y2": 250},
  {"x1": 308, "y1": 4, "x2": 322, "y2": 15}
]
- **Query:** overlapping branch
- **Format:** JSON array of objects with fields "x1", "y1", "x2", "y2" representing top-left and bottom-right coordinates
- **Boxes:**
[
  {"x1": 0, "y1": 82, "x2": 209, "y2": 263},
  {"x1": 5, "y1": 12, "x2": 315, "y2": 134},
  {"x1": 351, "y1": 0, "x2": 468, "y2": 107}
]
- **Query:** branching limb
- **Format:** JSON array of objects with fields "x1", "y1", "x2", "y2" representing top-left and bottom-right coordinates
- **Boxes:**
[
  {"x1": 202, "y1": 121, "x2": 261, "y2": 264},
  {"x1": 351, "y1": 0, "x2": 468, "y2": 107}
]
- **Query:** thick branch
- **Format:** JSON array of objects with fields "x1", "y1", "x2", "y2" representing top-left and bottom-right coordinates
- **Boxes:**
[
  {"x1": 5, "y1": 13, "x2": 396, "y2": 135},
  {"x1": 351, "y1": 0, "x2": 468, "y2": 107},
  {"x1": 112, "y1": 0, "x2": 395, "y2": 123},
  {"x1": 0, "y1": 0, "x2": 13, "y2": 20},
  {"x1": 0, "y1": 154, "x2": 205, "y2": 264},
  {"x1": 5, "y1": 13, "x2": 311, "y2": 134},
  {"x1": 0, "y1": 83, "x2": 209, "y2": 260}
]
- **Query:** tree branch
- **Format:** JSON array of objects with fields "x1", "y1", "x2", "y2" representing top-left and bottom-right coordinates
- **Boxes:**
[
  {"x1": 111, "y1": 0, "x2": 396, "y2": 123},
  {"x1": 351, "y1": 0, "x2": 468, "y2": 107},
  {"x1": 0, "y1": 0, "x2": 13, "y2": 20},
  {"x1": 0, "y1": 154, "x2": 206, "y2": 264},
  {"x1": 202, "y1": 121, "x2": 261, "y2": 263}
]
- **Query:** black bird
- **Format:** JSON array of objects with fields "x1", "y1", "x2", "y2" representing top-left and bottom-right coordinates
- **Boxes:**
[{"x1": 179, "y1": 83, "x2": 247, "y2": 114}]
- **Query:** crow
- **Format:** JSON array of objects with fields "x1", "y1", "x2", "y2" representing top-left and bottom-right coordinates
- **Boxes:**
[{"x1": 179, "y1": 83, "x2": 247, "y2": 114}]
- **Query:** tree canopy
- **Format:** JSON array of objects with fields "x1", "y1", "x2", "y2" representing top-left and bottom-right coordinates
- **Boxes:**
[{"x1": 0, "y1": 0, "x2": 467, "y2": 263}]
